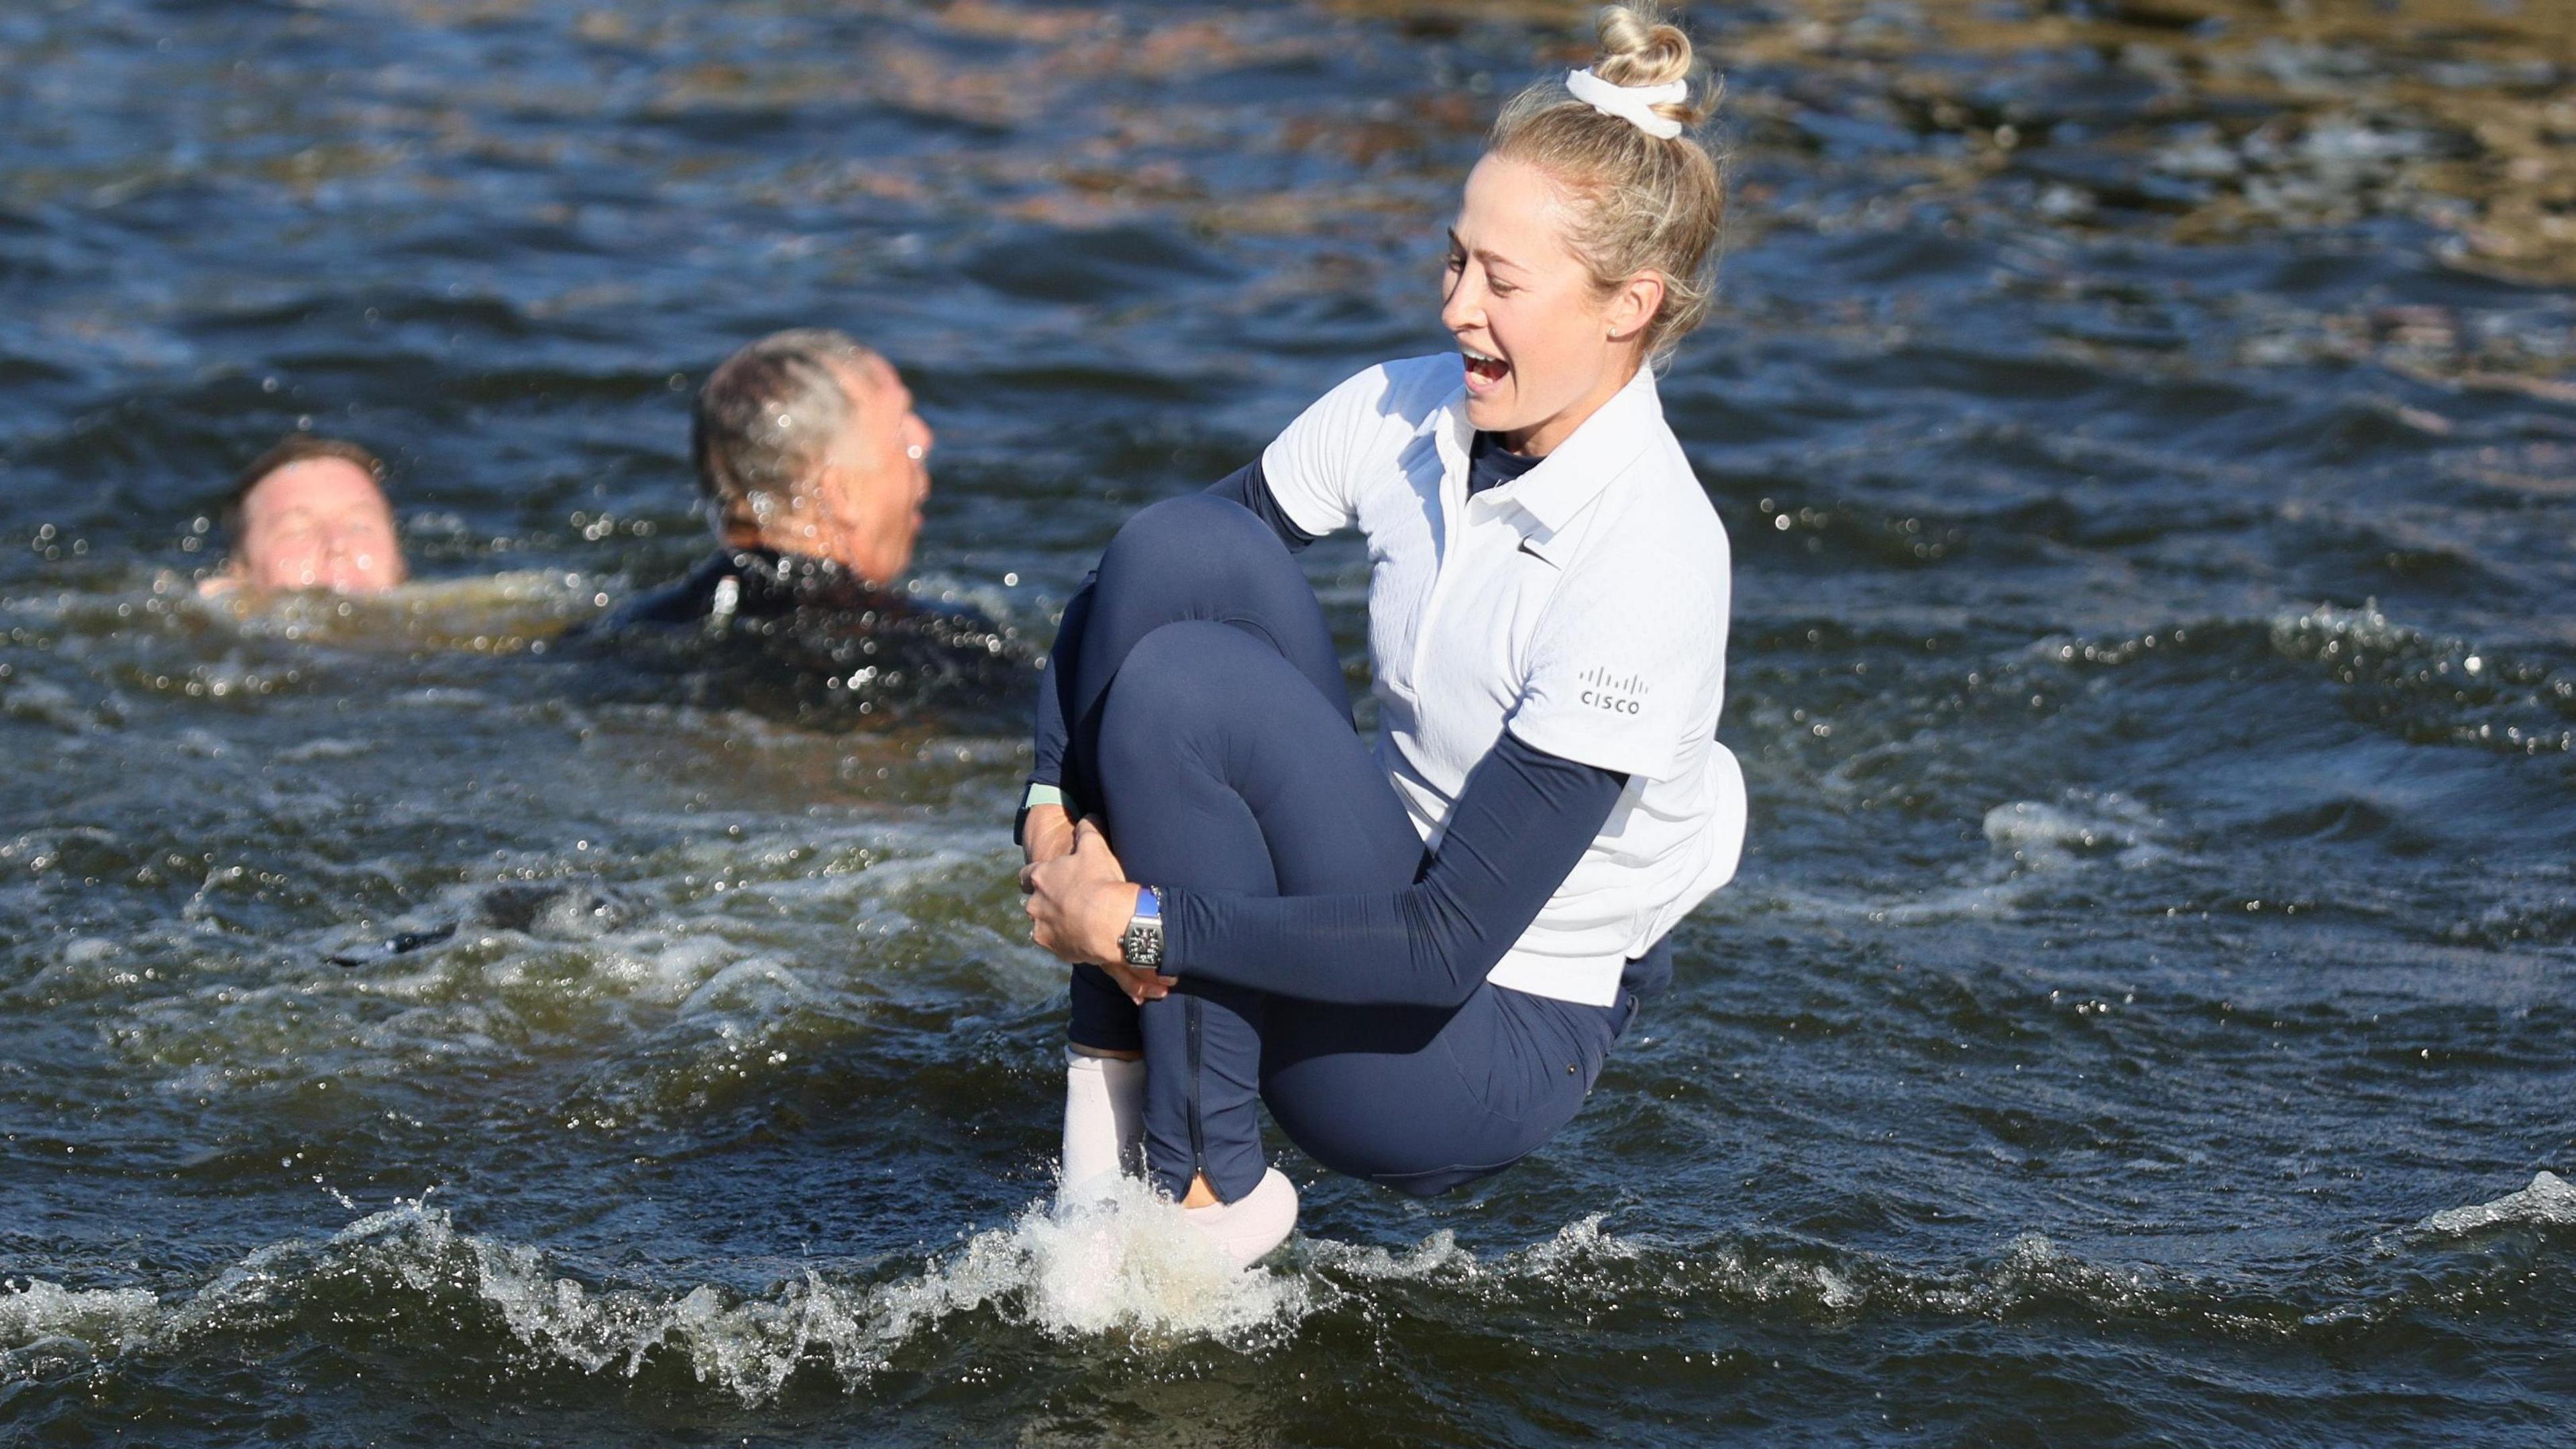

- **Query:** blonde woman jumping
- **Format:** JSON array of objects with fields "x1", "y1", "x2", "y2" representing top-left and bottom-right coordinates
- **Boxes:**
[{"x1": 1022, "y1": 5, "x2": 1746, "y2": 1268}]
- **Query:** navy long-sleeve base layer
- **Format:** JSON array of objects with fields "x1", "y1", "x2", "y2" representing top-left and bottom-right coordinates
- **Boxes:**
[{"x1": 1044, "y1": 492, "x2": 1654, "y2": 1201}]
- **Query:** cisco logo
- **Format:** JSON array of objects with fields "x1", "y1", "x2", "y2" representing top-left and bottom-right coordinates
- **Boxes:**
[{"x1": 1578, "y1": 665, "x2": 1649, "y2": 716}]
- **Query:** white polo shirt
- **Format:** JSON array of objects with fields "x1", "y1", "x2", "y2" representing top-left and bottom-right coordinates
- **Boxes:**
[{"x1": 1260, "y1": 354, "x2": 1747, "y2": 1008}]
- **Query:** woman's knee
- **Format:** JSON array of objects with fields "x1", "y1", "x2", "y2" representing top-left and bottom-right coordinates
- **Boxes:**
[
  {"x1": 1098, "y1": 494, "x2": 1294, "y2": 611},
  {"x1": 1106, "y1": 493, "x2": 1276, "y2": 567}
]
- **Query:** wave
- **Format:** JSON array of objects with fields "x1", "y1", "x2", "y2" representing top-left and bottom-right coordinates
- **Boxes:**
[
  {"x1": 2268, "y1": 604, "x2": 2573, "y2": 759},
  {"x1": 0, "y1": 1279, "x2": 159, "y2": 1359},
  {"x1": 1981, "y1": 790, "x2": 2169, "y2": 873},
  {"x1": 1721, "y1": 786, "x2": 2182, "y2": 930},
  {"x1": 13, "y1": 1175, "x2": 2569, "y2": 1404},
  {"x1": 2417, "y1": 1171, "x2": 2576, "y2": 1237},
  {"x1": 1990, "y1": 604, "x2": 2575, "y2": 764},
  {"x1": 76, "y1": 820, "x2": 1052, "y2": 1105},
  {"x1": 2, "y1": 1181, "x2": 1312, "y2": 1402}
]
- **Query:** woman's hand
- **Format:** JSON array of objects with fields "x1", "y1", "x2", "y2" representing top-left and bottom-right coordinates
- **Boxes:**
[{"x1": 1024, "y1": 820, "x2": 1175, "y2": 1004}]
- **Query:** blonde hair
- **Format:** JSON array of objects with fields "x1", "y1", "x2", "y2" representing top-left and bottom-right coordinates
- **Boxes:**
[{"x1": 1489, "y1": 4, "x2": 1726, "y2": 365}]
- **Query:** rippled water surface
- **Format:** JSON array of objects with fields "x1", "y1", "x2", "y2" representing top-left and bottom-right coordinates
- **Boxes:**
[{"x1": 5, "y1": 1, "x2": 2574, "y2": 1443}]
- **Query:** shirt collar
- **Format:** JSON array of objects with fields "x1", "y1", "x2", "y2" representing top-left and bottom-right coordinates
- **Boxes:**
[{"x1": 1434, "y1": 364, "x2": 1665, "y2": 547}]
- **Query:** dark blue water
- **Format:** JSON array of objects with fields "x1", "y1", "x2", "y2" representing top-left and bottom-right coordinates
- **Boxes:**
[{"x1": 5, "y1": 1, "x2": 2573, "y2": 1443}]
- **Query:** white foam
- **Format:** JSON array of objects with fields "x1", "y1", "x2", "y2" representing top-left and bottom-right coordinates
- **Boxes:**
[
  {"x1": 1982, "y1": 792, "x2": 2165, "y2": 872},
  {"x1": 1516, "y1": 1217, "x2": 1867, "y2": 1312},
  {"x1": 2420, "y1": 1171, "x2": 2576, "y2": 1236},
  {"x1": 677, "y1": 958, "x2": 818, "y2": 1018},
  {"x1": 5, "y1": 1188, "x2": 1316, "y2": 1401},
  {"x1": 1503, "y1": 1213, "x2": 1646, "y2": 1275},
  {"x1": 2269, "y1": 600, "x2": 2419, "y2": 659},
  {"x1": 1309, "y1": 1227, "x2": 1472, "y2": 1282},
  {"x1": 0, "y1": 676, "x2": 91, "y2": 732},
  {"x1": 1315, "y1": 1214, "x2": 1635, "y2": 1291},
  {"x1": 1315, "y1": 1214, "x2": 1868, "y2": 1314},
  {"x1": 0, "y1": 1279, "x2": 160, "y2": 1354},
  {"x1": 910, "y1": 1175, "x2": 1310, "y2": 1342}
]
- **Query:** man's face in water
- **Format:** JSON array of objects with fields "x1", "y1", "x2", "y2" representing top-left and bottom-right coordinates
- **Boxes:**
[
  {"x1": 217, "y1": 458, "x2": 407, "y2": 596},
  {"x1": 804, "y1": 352, "x2": 934, "y2": 588}
]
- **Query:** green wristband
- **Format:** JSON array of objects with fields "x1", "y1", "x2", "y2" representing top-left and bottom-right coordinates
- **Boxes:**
[{"x1": 1014, "y1": 782, "x2": 1069, "y2": 847}]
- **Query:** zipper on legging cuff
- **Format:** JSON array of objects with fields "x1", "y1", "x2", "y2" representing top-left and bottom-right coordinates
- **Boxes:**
[{"x1": 1184, "y1": 995, "x2": 1208, "y2": 1181}]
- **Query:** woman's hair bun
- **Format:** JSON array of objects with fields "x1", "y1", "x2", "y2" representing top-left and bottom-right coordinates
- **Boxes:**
[
  {"x1": 1488, "y1": 1, "x2": 1729, "y2": 364},
  {"x1": 1592, "y1": 4, "x2": 1710, "y2": 126}
]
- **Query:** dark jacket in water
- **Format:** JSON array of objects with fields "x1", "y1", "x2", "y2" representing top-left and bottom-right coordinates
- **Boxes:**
[
  {"x1": 594, "y1": 547, "x2": 1038, "y2": 727},
  {"x1": 610, "y1": 546, "x2": 892, "y2": 629}
]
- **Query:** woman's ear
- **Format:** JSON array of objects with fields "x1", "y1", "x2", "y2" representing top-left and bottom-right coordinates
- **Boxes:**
[{"x1": 1607, "y1": 271, "x2": 1666, "y2": 343}]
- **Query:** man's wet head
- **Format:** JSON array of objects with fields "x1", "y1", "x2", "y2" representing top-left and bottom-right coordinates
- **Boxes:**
[
  {"x1": 693, "y1": 329, "x2": 935, "y2": 587},
  {"x1": 206, "y1": 435, "x2": 407, "y2": 597}
]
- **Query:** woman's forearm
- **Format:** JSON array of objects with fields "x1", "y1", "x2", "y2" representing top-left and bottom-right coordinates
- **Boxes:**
[
  {"x1": 1025, "y1": 575, "x2": 1088, "y2": 800},
  {"x1": 1160, "y1": 732, "x2": 1626, "y2": 1007}
]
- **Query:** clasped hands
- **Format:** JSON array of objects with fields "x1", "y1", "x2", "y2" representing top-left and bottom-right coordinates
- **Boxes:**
[{"x1": 1020, "y1": 804, "x2": 1176, "y2": 1005}]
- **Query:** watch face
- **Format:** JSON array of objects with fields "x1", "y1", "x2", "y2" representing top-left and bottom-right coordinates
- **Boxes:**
[{"x1": 1121, "y1": 918, "x2": 1163, "y2": 969}]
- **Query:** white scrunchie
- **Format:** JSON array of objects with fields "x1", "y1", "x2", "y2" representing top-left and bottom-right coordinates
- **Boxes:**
[{"x1": 1564, "y1": 68, "x2": 1687, "y2": 140}]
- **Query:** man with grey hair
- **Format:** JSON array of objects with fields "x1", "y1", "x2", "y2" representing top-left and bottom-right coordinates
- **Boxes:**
[
  {"x1": 604, "y1": 328, "x2": 1035, "y2": 724},
  {"x1": 616, "y1": 327, "x2": 936, "y2": 627}
]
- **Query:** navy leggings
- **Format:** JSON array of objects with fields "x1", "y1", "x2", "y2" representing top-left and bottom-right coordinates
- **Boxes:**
[{"x1": 1055, "y1": 495, "x2": 1631, "y2": 1201}]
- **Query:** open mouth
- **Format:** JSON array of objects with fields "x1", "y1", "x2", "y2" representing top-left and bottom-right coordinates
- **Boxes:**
[{"x1": 1462, "y1": 345, "x2": 1509, "y2": 389}]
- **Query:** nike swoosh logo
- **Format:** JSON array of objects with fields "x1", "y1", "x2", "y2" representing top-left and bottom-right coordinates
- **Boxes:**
[{"x1": 1517, "y1": 539, "x2": 1550, "y2": 561}]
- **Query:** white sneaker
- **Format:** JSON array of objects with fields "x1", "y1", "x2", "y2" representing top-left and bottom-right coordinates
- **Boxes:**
[{"x1": 1181, "y1": 1167, "x2": 1298, "y2": 1270}]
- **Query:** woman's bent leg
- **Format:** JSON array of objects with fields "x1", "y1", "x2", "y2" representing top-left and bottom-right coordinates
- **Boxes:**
[
  {"x1": 1049, "y1": 494, "x2": 1348, "y2": 814},
  {"x1": 1053, "y1": 494, "x2": 1351, "y2": 1065},
  {"x1": 1093, "y1": 620, "x2": 1419, "y2": 1201}
]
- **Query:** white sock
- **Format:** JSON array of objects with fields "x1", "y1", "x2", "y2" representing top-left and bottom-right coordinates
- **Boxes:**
[
  {"x1": 1059, "y1": 1048, "x2": 1144, "y2": 1199},
  {"x1": 1181, "y1": 1167, "x2": 1298, "y2": 1270}
]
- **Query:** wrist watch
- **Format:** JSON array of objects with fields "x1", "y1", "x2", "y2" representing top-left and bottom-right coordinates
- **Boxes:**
[{"x1": 1119, "y1": 885, "x2": 1165, "y2": 971}]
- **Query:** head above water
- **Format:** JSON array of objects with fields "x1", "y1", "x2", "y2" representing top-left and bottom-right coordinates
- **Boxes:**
[
  {"x1": 1444, "y1": 4, "x2": 1725, "y2": 455},
  {"x1": 206, "y1": 435, "x2": 407, "y2": 597},
  {"x1": 692, "y1": 327, "x2": 936, "y2": 589}
]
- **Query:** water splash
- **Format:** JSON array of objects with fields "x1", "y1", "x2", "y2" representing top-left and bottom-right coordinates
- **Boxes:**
[
  {"x1": 2, "y1": 1187, "x2": 1317, "y2": 1401},
  {"x1": 910, "y1": 1175, "x2": 1313, "y2": 1343},
  {"x1": 0, "y1": 1279, "x2": 160, "y2": 1357}
]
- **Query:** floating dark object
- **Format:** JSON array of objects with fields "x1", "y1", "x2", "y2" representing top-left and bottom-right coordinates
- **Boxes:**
[
  {"x1": 323, "y1": 877, "x2": 641, "y2": 967},
  {"x1": 474, "y1": 877, "x2": 641, "y2": 940},
  {"x1": 325, "y1": 922, "x2": 458, "y2": 968}
]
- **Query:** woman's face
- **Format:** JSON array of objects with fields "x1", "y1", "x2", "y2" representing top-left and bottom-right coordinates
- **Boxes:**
[{"x1": 1442, "y1": 154, "x2": 1649, "y2": 456}]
